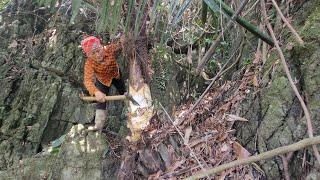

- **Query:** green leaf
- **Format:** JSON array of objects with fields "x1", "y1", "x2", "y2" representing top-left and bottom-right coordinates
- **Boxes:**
[
  {"x1": 96, "y1": 0, "x2": 109, "y2": 33},
  {"x1": 134, "y1": 0, "x2": 148, "y2": 37},
  {"x1": 51, "y1": 134, "x2": 66, "y2": 148},
  {"x1": 50, "y1": 0, "x2": 58, "y2": 12},
  {"x1": 201, "y1": 1, "x2": 208, "y2": 26},
  {"x1": 82, "y1": 1, "x2": 98, "y2": 13},
  {"x1": 203, "y1": 0, "x2": 221, "y2": 14},
  {"x1": 70, "y1": 0, "x2": 82, "y2": 24},
  {"x1": 172, "y1": 0, "x2": 192, "y2": 25},
  {"x1": 124, "y1": 0, "x2": 134, "y2": 34},
  {"x1": 102, "y1": 145, "x2": 109, "y2": 158},
  {"x1": 50, "y1": 147, "x2": 60, "y2": 155}
]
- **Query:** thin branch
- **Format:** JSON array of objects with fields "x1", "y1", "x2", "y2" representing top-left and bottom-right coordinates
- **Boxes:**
[
  {"x1": 280, "y1": 155, "x2": 291, "y2": 180},
  {"x1": 185, "y1": 136, "x2": 320, "y2": 180},
  {"x1": 281, "y1": 151, "x2": 294, "y2": 180},
  {"x1": 174, "y1": 44, "x2": 242, "y2": 126},
  {"x1": 209, "y1": 0, "x2": 274, "y2": 46},
  {"x1": 243, "y1": 0, "x2": 259, "y2": 17},
  {"x1": 159, "y1": 103, "x2": 210, "y2": 179},
  {"x1": 261, "y1": 0, "x2": 320, "y2": 165},
  {"x1": 270, "y1": 0, "x2": 304, "y2": 45},
  {"x1": 196, "y1": 0, "x2": 249, "y2": 74}
]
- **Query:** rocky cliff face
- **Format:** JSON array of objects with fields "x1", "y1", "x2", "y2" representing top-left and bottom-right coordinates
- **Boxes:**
[
  {"x1": 235, "y1": 1, "x2": 320, "y2": 178},
  {"x1": 0, "y1": 124, "x2": 109, "y2": 179},
  {"x1": 0, "y1": 0, "x2": 108, "y2": 172}
]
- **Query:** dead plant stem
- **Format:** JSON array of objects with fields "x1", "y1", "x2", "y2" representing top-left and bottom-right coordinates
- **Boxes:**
[
  {"x1": 270, "y1": 0, "x2": 304, "y2": 45},
  {"x1": 174, "y1": 44, "x2": 241, "y2": 126},
  {"x1": 280, "y1": 155, "x2": 291, "y2": 180},
  {"x1": 185, "y1": 136, "x2": 320, "y2": 179},
  {"x1": 196, "y1": 0, "x2": 249, "y2": 74},
  {"x1": 159, "y1": 103, "x2": 210, "y2": 179}
]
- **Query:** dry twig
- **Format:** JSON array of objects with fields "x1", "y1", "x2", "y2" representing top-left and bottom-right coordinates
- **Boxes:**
[
  {"x1": 270, "y1": 0, "x2": 304, "y2": 45},
  {"x1": 261, "y1": 0, "x2": 320, "y2": 165},
  {"x1": 196, "y1": 0, "x2": 249, "y2": 74},
  {"x1": 280, "y1": 155, "x2": 290, "y2": 180},
  {"x1": 159, "y1": 103, "x2": 210, "y2": 179},
  {"x1": 185, "y1": 136, "x2": 320, "y2": 179},
  {"x1": 174, "y1": 45, "x2": 241, "y2": 126}
]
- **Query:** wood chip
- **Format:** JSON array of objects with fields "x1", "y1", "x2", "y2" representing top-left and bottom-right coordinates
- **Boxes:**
[{"x1": 184, "y1": 126, "x2": 192, "y2": 145}]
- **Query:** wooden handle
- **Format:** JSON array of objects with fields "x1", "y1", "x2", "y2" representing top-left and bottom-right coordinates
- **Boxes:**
[{"x1": 80, "y1": 94, "x2": 126, "y2": 102}]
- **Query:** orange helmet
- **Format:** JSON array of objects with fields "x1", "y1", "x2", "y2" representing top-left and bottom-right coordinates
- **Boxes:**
[{"x1": 81, "y1": 36, "x2": 101, "y2": 55}]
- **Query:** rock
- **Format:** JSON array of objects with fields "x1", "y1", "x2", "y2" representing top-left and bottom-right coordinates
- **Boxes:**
[{"x1": 0, "y1": 124, "x2": 107, "y2": 180}]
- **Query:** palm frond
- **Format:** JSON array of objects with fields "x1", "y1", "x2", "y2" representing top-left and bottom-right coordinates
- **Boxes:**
[
  {"x1": 201, "y1": 1, "x2": 208, "y2": 26},
  {"x1": 171, "y1": 0, "x2": 192, "y2": 25},
  {"x1": 133, "y1": 0, "x2": 148, "y2": 37},
  {"x1": 70, "y1": 0, "x2": 82, "y2": 24},
  {"x1": 124, "y1": 0, "x2": 135, "y2": 35}
]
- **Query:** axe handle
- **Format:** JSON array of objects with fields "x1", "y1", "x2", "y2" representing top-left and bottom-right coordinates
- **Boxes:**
[{"x1": 80, "y1": 95, "x2": 126, "y2": 102}]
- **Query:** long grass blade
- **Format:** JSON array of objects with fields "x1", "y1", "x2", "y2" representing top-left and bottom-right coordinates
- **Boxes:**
[
  {"x1": 171, "y1": 0, "x2": 192, "y2": 25},
  {"x1": 201, "y1": 0, "x2": 208, "y2": 26},
  {"x1": 134, "y1": 0, "x2": 148, "y2": 37},
  {"x1": 70, "y1": 0, "x2": 82, "y2": 24},
  {"x1": 124, "y1": 0, "x2": 134, "y2": 35},
  {"x1": 96, "y1": 0, "x2": 109, "y2": 33}
]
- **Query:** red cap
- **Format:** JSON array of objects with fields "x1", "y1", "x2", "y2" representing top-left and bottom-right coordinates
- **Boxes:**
[{"x1": 81, "y1": 36, "x2": 101, "y2": 55}]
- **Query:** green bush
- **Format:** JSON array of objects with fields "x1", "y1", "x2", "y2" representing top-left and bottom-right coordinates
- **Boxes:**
[{"x1": 0, "y1": 0, "x2": 9, "y2": 11}]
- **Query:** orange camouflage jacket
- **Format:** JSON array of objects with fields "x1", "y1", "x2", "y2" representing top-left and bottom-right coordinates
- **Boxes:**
[{"x1": 84, "y1": 42, "x2": 121, "y2": 95}]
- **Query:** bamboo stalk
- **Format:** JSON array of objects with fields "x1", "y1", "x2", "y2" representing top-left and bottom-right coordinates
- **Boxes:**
[
  {"x1": 196, "y1": 0, "x2": 249, "y2": 74},
  {"x1": 209, "y1": 0, "x2": 274, "y2": 46},
  {"x1": 185, "y1": 136, "x2": 320, "y2": 180}
]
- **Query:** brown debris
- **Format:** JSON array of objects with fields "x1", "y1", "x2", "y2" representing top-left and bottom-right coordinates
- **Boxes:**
[{"x1": 117, "y1": 63, "x2": 262, "y2": 179}]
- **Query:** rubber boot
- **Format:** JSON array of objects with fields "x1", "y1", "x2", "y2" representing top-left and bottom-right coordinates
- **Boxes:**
[{"x1": 88, "y1": 109, "x2": 107, "y2": 131}]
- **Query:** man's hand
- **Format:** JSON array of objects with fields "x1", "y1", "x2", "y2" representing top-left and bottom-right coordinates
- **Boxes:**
[{"x1": 94, "y1": 91, "x2": 106, "y2": 102}]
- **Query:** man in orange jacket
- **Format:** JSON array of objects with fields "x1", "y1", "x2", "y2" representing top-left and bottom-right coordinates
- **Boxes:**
[{"x1": 81, "y1": 36, "x2": 126, "y2": 131}]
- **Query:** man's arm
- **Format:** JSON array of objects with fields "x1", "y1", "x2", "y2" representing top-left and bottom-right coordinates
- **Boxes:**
[{"x1": 84, "y1": 60, "x2": 98, "y2": 96}]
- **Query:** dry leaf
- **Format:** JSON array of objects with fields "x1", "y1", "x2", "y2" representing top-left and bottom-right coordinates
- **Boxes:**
[
  {"x1": 184, "y1": 126, "x2": 192, "y2": 145},
  {"x1": 148, "y1": 170, "x2": 162, "y2": 180},
  {"x1": 220, "y1": 143, "x2": 230, "y2": 152},
  {"x1": 226, "y1": 114, "x2": 249, "y2": 122},
  {"x1": 8, "y1": 40, "x2": 18, "y2": 49},
  {"x1": 252, "y1": 75, "x2": 259, "y2": 87},
  {"x1": 187, "y1": 45, "x2": 192, "y2": 64},
  {"x1": 232, "y1": 141, "x2": 250, "y2": 159},
  {"x1": 167, "y1": 159, "x2": 186, "y2": 172}
]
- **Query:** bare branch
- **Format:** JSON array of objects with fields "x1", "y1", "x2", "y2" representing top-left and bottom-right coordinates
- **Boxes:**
[
  {"x1": 174, "y1": 44, "x2": 242, "y2": 126},
  {"x1": 159, "y1": 103, "x2": 210, "y2": 179},
  {"x1": 196, "y1": 0, "x2": 249, "y2": 74},
  {"x1": 185, "y1": 136, "x2": 320, "y2": 180},
  {"x1": 270, "y1": 0, "x2": 304, "y2": 45},
  {"x1": 280, "y1": 155, "x2": 291, "y2": 180}
]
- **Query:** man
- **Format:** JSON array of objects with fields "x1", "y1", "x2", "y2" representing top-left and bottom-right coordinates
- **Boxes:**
[{"x1": 81, "y1": 36, "x2": 126, "y2": 131}]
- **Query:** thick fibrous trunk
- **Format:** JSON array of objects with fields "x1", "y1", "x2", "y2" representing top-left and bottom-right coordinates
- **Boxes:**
[
  {"x1": 124, "y1": 0, "x2": 154, "y2": 142},
  {"x1": 126, "y1": 56, "x2": 153, "y2": 141}
]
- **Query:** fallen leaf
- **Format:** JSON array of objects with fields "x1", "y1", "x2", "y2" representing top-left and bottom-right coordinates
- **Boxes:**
[
  {"x1": 8, "y1": 40, "x2": 18, "y2": 49},
  {"x1": 252, "y1": 75, "x2": 259, "y2": 87},
  {"x1": 232, "y1": 141, "x2": 250, "y2": 159},
  {"x1": 226, "y1": 114, "x2": 249, "y2": 122},
  {"x1": 220, "y1": 143, "x2": 230, "y2": 152},
  {"x1": 184, "y1": 126, "x2": 192, "y2": 145}
]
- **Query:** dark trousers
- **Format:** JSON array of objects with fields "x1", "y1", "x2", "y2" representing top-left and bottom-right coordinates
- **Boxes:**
[{"x1": 95, "y1": 76, "x2": 126, "y2": 110}]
